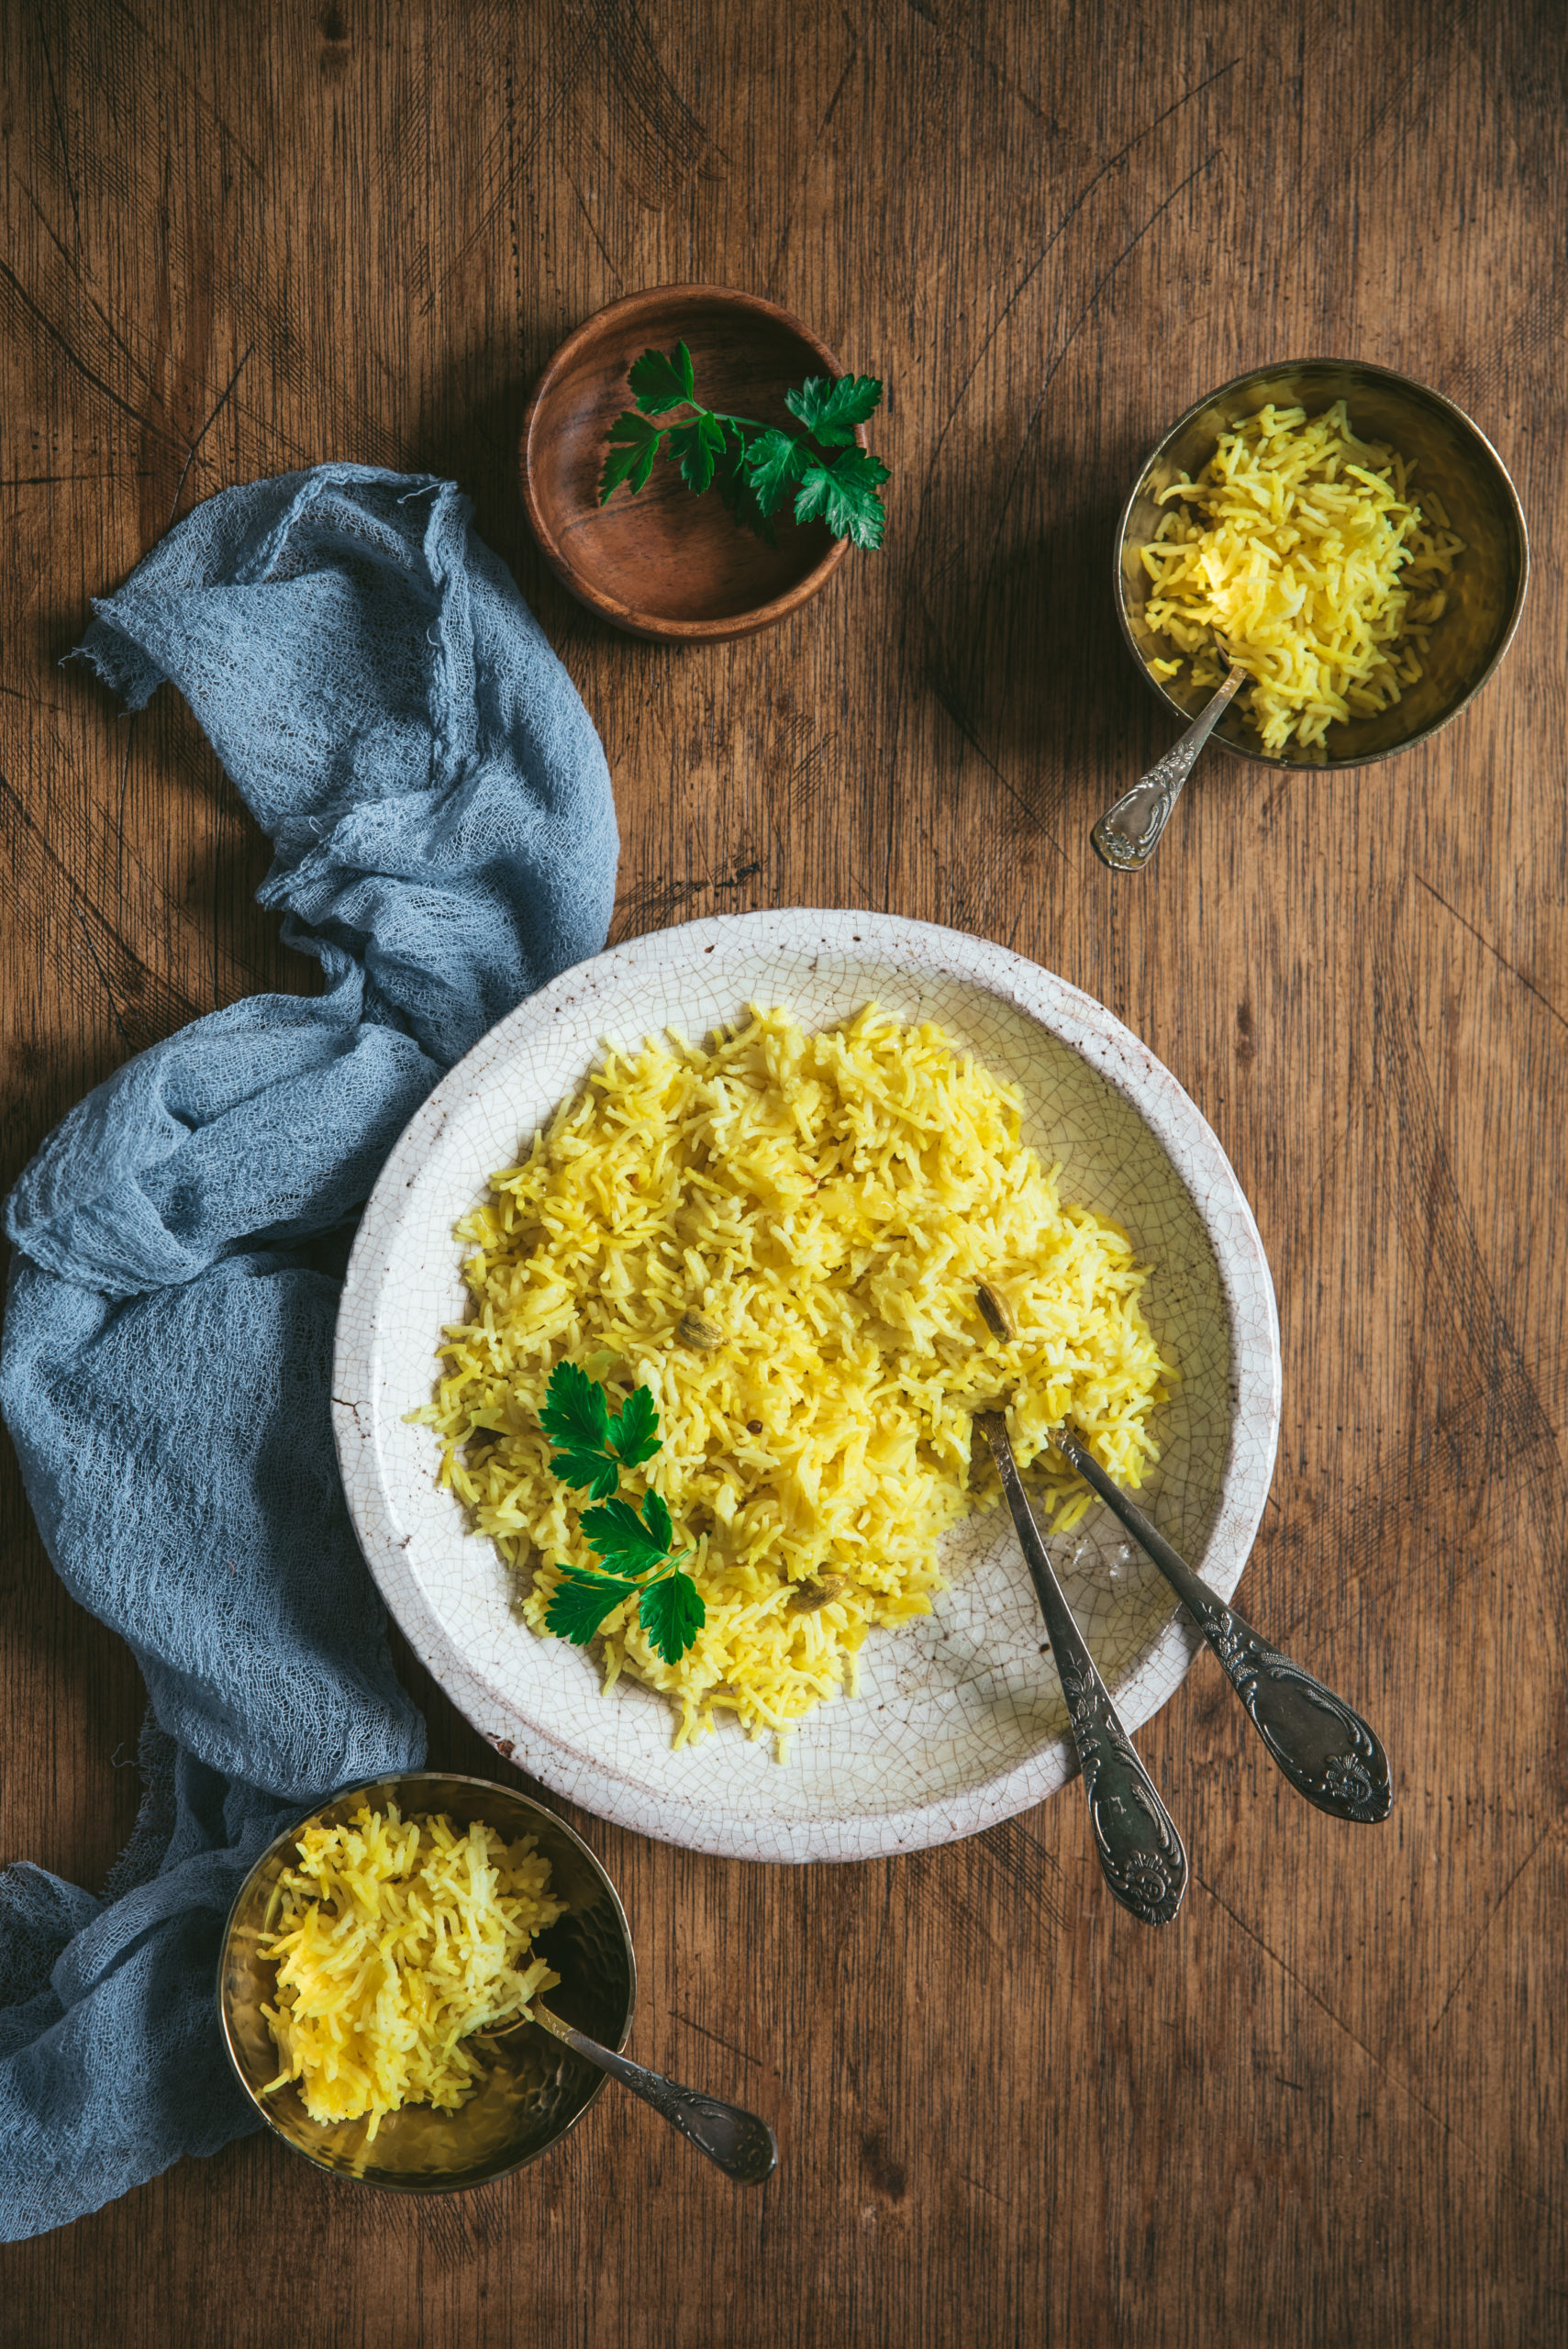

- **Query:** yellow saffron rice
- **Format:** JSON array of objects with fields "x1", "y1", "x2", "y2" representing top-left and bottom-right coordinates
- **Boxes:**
[
  {"x1": 1141, "y1": 399, "x2": 1464, "y2": 756},
  {"x1": 260, "y1": 1804, "x2": 562, "y2": 2137},
  {"x1": 418, "y1": 1005, "x2": 1173, "y2": 1753}
]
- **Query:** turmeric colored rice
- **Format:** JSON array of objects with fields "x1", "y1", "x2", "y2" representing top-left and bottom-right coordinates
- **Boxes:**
[
  {"x1": 1141, "y1": 398, "x2": 1464, "y2": 756},
  {"x1": 261, "y1": 1804, "x2": 562, "y2": 2137},
  {"x1": 417, "y1": 1005, "x2": 1173, "y2": 1753}
]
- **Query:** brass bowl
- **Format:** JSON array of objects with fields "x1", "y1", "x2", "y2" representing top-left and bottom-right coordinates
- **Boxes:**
[
  {"x1": 217, "y1": 1771, "x2": 635, "y2": 2193},
  {"x1": 1114, "y1": 358, "x2": 1529, "y2": 770}
]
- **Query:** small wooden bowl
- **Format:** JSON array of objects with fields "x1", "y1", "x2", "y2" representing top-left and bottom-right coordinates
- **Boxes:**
[{"x1": 520, "y1": 285, "x2": 862, "y2": 642}]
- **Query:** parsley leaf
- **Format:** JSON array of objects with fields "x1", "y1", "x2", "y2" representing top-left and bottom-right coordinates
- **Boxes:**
[
  {"x1": 606, "y1": 1382, "x2": 662, "y2": 1468},
  {"x1": 539, "y1": 1361, "x2": 620, "y2": 1497},
  {"x1": 539, "y1": 1359, "x2": 610, "y2": 1450},
  {"x1": 784, "y1": 373, "x2": 884, "y2": 448},
  {"x1": 628, "y1": 341, "x2": 695, "y2": 415},
  {"x1": 579, "y1": 1491, "x2": 682, "y2": 1576},
  {"x1": 639, "y1": 1486, "x2": 675, "y2": 1553},
  {"x1": 668, "y1": 409, "x2": 726, "y2": 497},
  {"x1": 743, "y1": 428, "x2": 807, "y2": 518},
  {"x1": 639, "y1": 1569, "x2": 706, "y2": 1665},
  {"x1": 598, "y1": 411, "x2": 664, "y2": 504},
  {"x1": 539, "y1": 1367, "x2": 612, "y2": 1495},
  {"x1": 542, "y1": 1361, "x2": 662, "y2": 1495},
  {"x1": 548, "y1": 1445, "x2": 623, "y2": 1502},
  {"x1": 713, "y1": 434, "x2": 778, "y2": 547},
  {"x1": 545, "y1": 1567, "x2": 639, "y2": 1646},
  {"x1": 795, "y1": 447, "x2": 890, "y2": 550}
]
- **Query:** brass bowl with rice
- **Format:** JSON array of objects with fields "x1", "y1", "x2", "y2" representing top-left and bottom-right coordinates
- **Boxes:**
[
  {"x1": 1115, "y1": 359, "x2": 1528, "y2": 770},
  {"x1": 217, "y1": 1771, "x2": 635, "y2": 2193}
]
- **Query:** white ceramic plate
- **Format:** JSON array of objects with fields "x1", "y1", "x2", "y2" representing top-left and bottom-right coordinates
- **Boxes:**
[{"x1": 333, "y1": 911, "x2": 1280, "y2": 1863}]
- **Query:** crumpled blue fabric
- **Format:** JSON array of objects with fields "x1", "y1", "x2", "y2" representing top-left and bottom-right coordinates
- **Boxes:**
[{"x1": 0, "y1": 464, "x2": 617, "y2": 2241}]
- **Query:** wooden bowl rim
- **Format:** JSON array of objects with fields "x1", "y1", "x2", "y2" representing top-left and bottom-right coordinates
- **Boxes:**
[{"x1": 520, "y1": 283, "x2": 857, "y2": 641}]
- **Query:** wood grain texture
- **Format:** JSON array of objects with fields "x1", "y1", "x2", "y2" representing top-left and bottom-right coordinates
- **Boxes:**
[{"x1": 1, "y1": 1, "x2": 1563, "y2": 2342}]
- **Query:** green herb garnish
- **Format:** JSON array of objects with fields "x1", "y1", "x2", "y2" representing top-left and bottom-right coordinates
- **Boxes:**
[
  {"x1": 539, "y1": 1364, "x2": 705, "y2": 1665},
  {"x1": 598, "y1": 342, "x2": 889, "y2": 551},
  {"x1": 539, "y1": 1358, "x2": 661, "y2": 1501}
]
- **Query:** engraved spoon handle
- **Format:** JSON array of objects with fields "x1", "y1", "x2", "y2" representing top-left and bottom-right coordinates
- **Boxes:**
[
  {"x1": 531, "y1": 2003, "x2": 778, "y2": 2186},
  {"x1": 1091, "y1": 662, "x2": 1246, "y2": 871},
  {"x1": 1049, "y1": 1426, "x2": 1392, "y2": 1822},
  {"x1": 975, "y1": 1412, "x2": 1188, "y2": 1925}
]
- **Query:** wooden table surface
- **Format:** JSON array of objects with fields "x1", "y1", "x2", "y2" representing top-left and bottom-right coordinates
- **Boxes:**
[{"x1": 2, "y1": 3, "x2": 1563, "y2": 2342}]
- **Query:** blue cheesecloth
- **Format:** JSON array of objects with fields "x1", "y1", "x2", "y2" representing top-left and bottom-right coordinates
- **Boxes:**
[{"x1": 0, "y1": 465, "x2": 618, "y2": 2240}]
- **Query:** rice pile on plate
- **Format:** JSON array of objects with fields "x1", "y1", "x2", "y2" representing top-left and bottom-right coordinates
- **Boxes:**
[
  {"x1": 1141, "y1": 398, "x2": 1464, "y2": 756},
  {"x1": 261, "y1": 1804, "x2": 562, "y2": 2135},
  {"x1": 420, "y1": 1005, "x2": 1173, "y2": 1753}
]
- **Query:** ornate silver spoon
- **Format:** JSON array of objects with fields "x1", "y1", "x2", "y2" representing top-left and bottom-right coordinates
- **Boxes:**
[
  {"x1": 1047, "y1": 1421, "x2": 1392, "y2": 1823},
  {"x1": 1091, "y1": 661, "x2": 1246, "y2": 871},
  {"x1": 484, "y1": 2002, "x2": 778, "y2": 2185},
  {"x1": 973, "y1": 1406, "x2": 1189, "y2": 1927}
]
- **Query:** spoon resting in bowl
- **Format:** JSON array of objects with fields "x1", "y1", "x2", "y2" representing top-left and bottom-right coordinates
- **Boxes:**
[
  {"x1": 481, "y1": 2001, "x2": 778, "y2": 2186},
  {"x1": 1092, "y1": 661, "x2": 1246, "y2": 871}
]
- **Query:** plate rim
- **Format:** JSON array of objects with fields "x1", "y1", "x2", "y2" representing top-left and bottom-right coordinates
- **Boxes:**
[{"x1": 333, "y1": 908, "x2": 1282, "y2": 1863}]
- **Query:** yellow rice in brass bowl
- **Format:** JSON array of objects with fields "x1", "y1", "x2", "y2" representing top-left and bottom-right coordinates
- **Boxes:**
[
  {"x1": 260, "y1": 1803, "x2": 563, "y2": 2138},
  {"x1": 1140, "y1": 398, "x2": 1464, "y2": 758},
  {"x1": 417, "y1": 1006, "x2": 1171, "y2": 1755}
]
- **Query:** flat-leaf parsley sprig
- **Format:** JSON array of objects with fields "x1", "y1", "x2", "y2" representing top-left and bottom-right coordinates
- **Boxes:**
[
  {"x1": 598, "y1": 342, "x2": 889, "y2": 551},
  {"x1": 539, "y1": 1362, "x2": 706, "y2": 1666}
]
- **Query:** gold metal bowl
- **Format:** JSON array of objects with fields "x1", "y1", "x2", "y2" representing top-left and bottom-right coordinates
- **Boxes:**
[
  {"x1": 1114, "y1": 358, "x2": 1529, "y2": 770},
  {"x1": 217, "y1": 1771, "x2": 636, "y2": 2193}
]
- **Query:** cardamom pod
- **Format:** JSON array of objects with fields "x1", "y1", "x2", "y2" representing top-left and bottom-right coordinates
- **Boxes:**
[
  {"x1": 975, "y1": 1282, "x2": 1016, "y2": 1341},
  {"x1": 789, "y1": 1574, "x2": 849, "y2": 1615},
  {"x1": 677, "y1": 1308, "x2": 724, "y2": 1351}
]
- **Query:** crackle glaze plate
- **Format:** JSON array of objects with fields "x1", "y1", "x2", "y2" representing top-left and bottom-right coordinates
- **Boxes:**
[{"x1": 333, "y1": 910, "x2": 1280, "y2": 1864}]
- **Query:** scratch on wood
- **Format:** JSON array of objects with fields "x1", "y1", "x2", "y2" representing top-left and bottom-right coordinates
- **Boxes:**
[
  {"x1": 166, "y1": 340, "x2": 256, "y2": 527},
  {"x1": 1415, "y1": 869, "x2": 1568, "y2": 1038},
  {"x1": 33, "y1": 7, "x2": 82, "y2": 243},
  {"x1": 0, "y1": 257, "x2": 187, "y2": 447},
  {"x1": 1429, "y1": 1816, "x2": 1564, "y2": 2035},
  {"x1": 767, "y1": 28, "x2": 862, "y2": 278},
  {"x1": 72, "y1": 896, "x2": 130, "y2": 1050},
  {"x1": 667, "y1": 2009, "x2": 766, "y2": 2070},
  {"x1": 613, "y1": 860, "x2": 763, "y2": 940},
  {"x1": 1197, "y1": 1870, "x2": 1563, "y2": 2221},
  {"x1": 917, "y1": 55, "x2": 1240, "y2": 496},
  {"x1": 0, "y1": 471, "x2": 157, "y2": 488},
  {"x1": 1376, "y1": 926, "x2": 1560, "y2": 1479},
  {"x1": 928, "y1": 672, "x2": 1071, "y2": 863},
  {"x1": 16, "y1": 178, "x2": 139, "y2": 369},
  {"x1": 0, "y1": 766, "x2": 204, "y2": 1047},
  {"x1": 587, "y1": 0, "x2": 723, "y2": 189},
  {"x1": 952, "y1": 143, "x2": 1221, "y2": 707}
]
